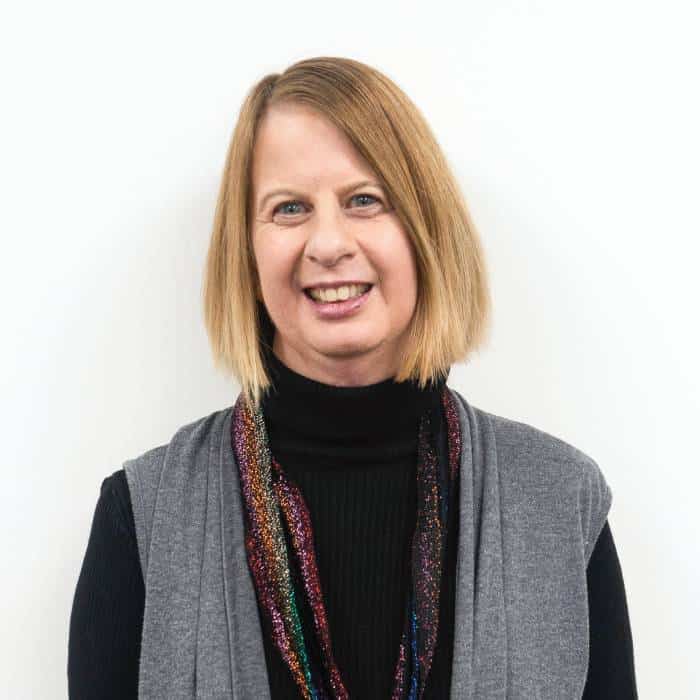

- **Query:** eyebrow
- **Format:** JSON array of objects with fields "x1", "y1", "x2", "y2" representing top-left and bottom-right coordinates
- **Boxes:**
[{"x1": 256, "y1": 179, "x2": 384, "y2": 214}]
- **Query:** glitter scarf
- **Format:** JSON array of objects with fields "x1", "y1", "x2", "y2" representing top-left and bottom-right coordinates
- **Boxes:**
[{"x1": 231, "y1": 385, "x2": 461, "y2": 700}]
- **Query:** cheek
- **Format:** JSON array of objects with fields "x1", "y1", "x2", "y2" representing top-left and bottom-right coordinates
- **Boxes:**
[
  {"x1": 375, "y1": 231, "x2": 418, "y2": 300},
  {"x1": 253, "y1": 236, "x2": 296, "y2": 293}
]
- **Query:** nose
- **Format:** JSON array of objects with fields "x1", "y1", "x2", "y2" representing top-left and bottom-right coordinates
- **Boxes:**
[{"x1": 304, "y1": 200, "x2": 357, "y2": 268}]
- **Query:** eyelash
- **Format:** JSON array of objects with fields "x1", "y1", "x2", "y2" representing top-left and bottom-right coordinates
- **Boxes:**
[{"x1": 272, "y1": 193, "x2": 383, "y2": 217}]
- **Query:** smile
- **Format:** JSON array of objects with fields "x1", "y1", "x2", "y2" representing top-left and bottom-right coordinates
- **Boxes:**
[
  {"x1": 303, "y1": 284, "x2": 373, "y2": 320},
  {"x1": 305, "y1": 283, "x2": 372, "y2": 303}
]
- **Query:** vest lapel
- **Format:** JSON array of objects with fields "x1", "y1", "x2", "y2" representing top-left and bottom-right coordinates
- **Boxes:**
[
  {"x1": 449, "y1": 388, "x2": 508, "y2": 699},
  {"x1": 136, "y1": 411, "x2": 228, "y2": 698}
]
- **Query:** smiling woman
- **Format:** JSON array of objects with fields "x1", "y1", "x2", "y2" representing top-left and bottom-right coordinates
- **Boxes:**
[
  {"x1": 68, "y1": 56, "x2": 637, "y2": 700},
  {"x1": 201, "y1": 57, "x2": 492, "y2": 409}
]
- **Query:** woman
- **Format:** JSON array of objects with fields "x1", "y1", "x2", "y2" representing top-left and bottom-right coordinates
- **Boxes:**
[{"x1": 68, "y1": 57, "x2": 637, "y2": 698}]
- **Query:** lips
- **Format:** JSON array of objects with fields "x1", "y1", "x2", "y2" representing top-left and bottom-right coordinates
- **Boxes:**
[
  {"x1": 303, "y1": 282, "x2": 373, "y2": 319},
  {"x1": 304, "y1": 283, "x2": 373, "y2": 303}
]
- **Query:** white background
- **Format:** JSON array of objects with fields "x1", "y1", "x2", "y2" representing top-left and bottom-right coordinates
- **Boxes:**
[{"x1": 2, "y1": 1, "x2": 698, "y2": 697}]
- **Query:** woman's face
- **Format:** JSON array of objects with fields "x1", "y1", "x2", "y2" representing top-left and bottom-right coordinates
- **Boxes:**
[{"x1": 250, "y1": 102, "x2": 418, "y2": 386}]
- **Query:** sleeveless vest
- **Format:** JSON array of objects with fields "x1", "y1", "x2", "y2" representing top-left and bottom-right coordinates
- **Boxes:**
[{"x1": 123, "y1": 387, "x2": 612, "y2": 699}]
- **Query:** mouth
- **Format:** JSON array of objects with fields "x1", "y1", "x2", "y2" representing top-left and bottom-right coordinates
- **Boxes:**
[
  {"x1": 302, "y1": 283, "x2": 374, "y2": 319},
  {"x1": 303, "y1": 283, "x2": 373, "y2": 303}
]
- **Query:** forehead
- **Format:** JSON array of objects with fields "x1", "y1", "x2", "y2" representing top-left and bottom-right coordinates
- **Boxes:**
[{"x1": 251, "y1": 103, "x2": 377, "y2": 194}]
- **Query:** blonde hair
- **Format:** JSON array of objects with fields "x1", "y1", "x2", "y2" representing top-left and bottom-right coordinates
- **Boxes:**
[{"x1": 203, "y1": 56, "x2": 492, "y2": 410}]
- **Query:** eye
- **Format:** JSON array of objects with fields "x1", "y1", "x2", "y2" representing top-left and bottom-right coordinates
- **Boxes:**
[
  {"x1": 272, "y1": 200, "x2": 307, "y2": 217},
  {"x1": 349, "y1": 193, "x2": 381, "y2": 208}
]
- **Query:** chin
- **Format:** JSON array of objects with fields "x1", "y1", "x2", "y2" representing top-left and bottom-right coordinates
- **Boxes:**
[{"x1": 314, "y1": 336, "x2": 382, "y2": 357}]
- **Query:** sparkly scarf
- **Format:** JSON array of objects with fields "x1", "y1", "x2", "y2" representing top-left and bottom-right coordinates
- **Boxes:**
[{"x1": 231, "y1": 385, "x2": 461, "y2": 700}]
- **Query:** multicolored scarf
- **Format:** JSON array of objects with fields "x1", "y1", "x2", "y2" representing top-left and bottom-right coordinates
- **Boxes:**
[{"x1": 231, "y1": 385, "x2": 461, "y2": 699}]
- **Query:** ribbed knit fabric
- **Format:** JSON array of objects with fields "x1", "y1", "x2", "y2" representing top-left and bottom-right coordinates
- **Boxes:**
[{"x1": 67, "y1": 349, "x2": 638, "y2": 698}]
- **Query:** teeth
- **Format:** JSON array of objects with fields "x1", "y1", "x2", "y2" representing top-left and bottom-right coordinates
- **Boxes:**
[{"x1": 308, "y1": 283, "x2": 371, "y2": 303}]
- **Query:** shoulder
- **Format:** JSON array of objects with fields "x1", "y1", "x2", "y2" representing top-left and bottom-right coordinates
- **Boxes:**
[
  {"x1": 117, "y1": 405, "x2": 234, "y2": 572},
  {"x1": 449, "y1": 388, "x2": 612, "y2": 560},
  {"x1": 487, "y1": 407, "x2": 605, "y2": 481},
  {"x1": 495, "y1": 408, "x2": 608, "y2": 498},
  {"x1": 122, "y1": 405, "x2": 234, "y2": 485},
  {"x1": 450, "y1": 387, "x2": 607, "y2": 483},
  {"x1": 450, "y1": 387, "x2": 609, "y2": 489}
]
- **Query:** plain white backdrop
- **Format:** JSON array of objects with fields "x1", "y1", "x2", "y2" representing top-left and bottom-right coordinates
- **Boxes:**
[{"x1": 2, "y1": 1, "x2": 698, "y2": 697}]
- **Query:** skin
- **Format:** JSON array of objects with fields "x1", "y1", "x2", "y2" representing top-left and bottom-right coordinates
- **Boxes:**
[{"x1": 250, "y1": 102, "x2": 418, "y2": 387}]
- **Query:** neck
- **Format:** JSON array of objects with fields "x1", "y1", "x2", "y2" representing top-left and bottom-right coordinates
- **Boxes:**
[{"x1": 259, "y1": 344, "x2": 448, "y2": 466}]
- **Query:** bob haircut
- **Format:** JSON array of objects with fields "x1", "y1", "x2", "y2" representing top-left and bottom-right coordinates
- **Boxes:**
[{"x1": 203, "y1": 56, "x2": 492, "y2": 410}]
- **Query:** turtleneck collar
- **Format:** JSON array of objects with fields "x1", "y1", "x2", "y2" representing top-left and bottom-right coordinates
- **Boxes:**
[{"x1": 259, "y1": 343, "x2": 449, "y2": 464}]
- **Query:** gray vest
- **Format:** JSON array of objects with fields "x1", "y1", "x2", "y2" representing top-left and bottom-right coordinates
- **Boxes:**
[{"x1": 123, "y1": 387, "x2": 612, "y2": 699}]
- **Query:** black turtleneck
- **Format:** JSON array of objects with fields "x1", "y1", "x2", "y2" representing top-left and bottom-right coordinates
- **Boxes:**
[{"x1": 68, "y1": 350, "x2": 637, "y2": 699}]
